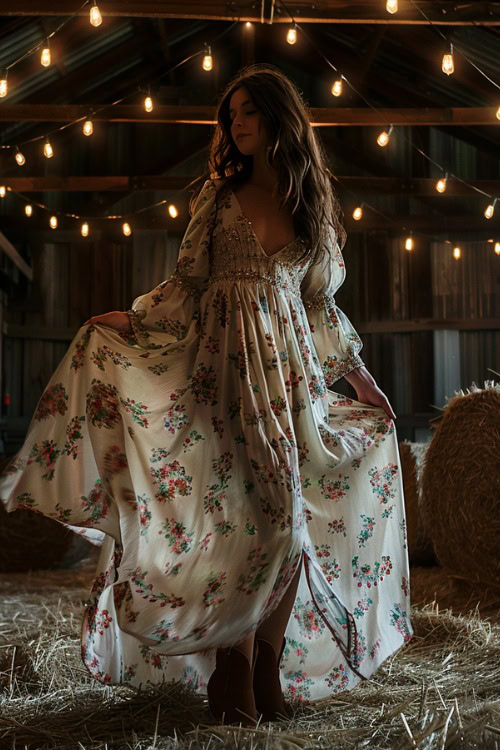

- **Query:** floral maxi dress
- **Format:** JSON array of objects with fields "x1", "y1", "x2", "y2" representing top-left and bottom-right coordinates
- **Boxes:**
[{"x1": 0, "y1": 178, "x2": 414, "y2": 702}]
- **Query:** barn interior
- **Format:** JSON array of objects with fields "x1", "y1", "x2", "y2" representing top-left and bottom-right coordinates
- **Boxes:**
[{"x1": 0, "y1": 1, "x2": 499, "y2": 748}]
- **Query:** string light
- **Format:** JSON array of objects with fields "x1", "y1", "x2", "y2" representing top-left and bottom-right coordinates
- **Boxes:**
[
  {"x1": 43, "y1": 138, "x2": 54, "y2": 159},
  {"x1": 484, "y1": 197, "x2": 497, "y2": 219},
  {"x1": 497, "y1": 106, "x2": 500, "y2": 121},
  {"x1": 495, "y1": 242, "x2": 500, "y2": 255},
  {"x1": 353, "y1": 205, "x2": 363, "y2": 221},
  {"x1": 49, "y1": 215, "x2": 58, "y2": 229},
  {"x1": 405, "y1": 233, "x2": 414, "y2": 251},
  {"x1": 90, "y1": 1, "x2": 102, "y2": 27},
  {"x1": 0, "y1": 186, "x2": 6, "y2": 198},
  {"x1": 436, "y1": 173, "x2": 448, "y2": 193},
  {"x1": 122, "y1": 222, "x2": 132, "y2": 236},
  {"x1": 83, "y1": 119, "x2": 93, "y2": 136},
  {"x1": 81, "y1": 222, "x2": 89, "y2": 237},
  {"x1": 386, "y1": 0, "x2": 398, "y2": 12},
  {"x1": 287, "y1": 24, "x2": 297, "y2": 45},
  {"x1": 331, "y1": 78, "x2": 343, "y2": 97},
  {"x1": 442, "y1": 43, "x2": 454, "y2": 76},
  {"x1": 453, "y1": 245, "x2": 461, "y2": 259},
  {"x1": 15, "y1": 147, "x2": 26, "y2": 166},
  {"x1": 40, "y1": 42, "x2": 51, "y2": 67},
  {"x1": 144, "y1": 88, "x2": 153, "y2": 113},
  {"x1": 245, "y1": 22, "x2": 252, "y2": 28},
  {"x1": 202, "y1": 45, "x2": 213, "y2": 71},
  {"x1": 0, "y1": 71, "x2": 7, "y2": 98},
  {"x1": 25, "y1": 204, "x2": 32, "y2": 217},
  {"x1": 168, "y1": 204, "x2": 178, "y2": 218},
  {"x1": 377, "y1": 124, "x2": 394, "y2": 147}
]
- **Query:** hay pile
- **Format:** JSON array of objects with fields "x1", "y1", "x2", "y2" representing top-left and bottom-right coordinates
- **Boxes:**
[
  {"x1": 399, "y1": 441, "x2": 435, "y2": 566},
  {"x1": 421, "y1": 381, "x2": 500, "y2": 593},
  {"x1": 0, "y1": 555, "x2": 499, "y2": 749}
]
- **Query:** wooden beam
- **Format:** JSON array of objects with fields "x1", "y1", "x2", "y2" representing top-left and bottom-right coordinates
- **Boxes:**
[
  {"x1": 0, "y1": 231, "x2": 33, "y2": 279},
  {"x1": 2, "y1": 175, "x2": 500, "y2": 197},
  {"x1": 1, "y1": 104, "x2": 499, "y2": 125},
  {"x1": 0, "y1": 1, "x2": 499, "y2": 25}
]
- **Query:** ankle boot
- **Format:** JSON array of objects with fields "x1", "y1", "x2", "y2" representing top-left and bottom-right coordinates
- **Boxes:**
[
  {"x1": 253, "y1": 637, "x2": 291, "y2": 722},
  {"x1": 206, "y1": 641, "x2": 259, "y2": 726}
]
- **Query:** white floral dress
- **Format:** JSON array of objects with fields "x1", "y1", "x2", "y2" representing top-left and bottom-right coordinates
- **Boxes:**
[{"x1": 0, "y1": 178, "x2": 413, "y2": 702}]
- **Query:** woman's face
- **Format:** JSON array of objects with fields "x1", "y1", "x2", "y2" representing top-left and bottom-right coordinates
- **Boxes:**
[{"x1": 229, "y1": 86, "x2": 268, "y2": 156}]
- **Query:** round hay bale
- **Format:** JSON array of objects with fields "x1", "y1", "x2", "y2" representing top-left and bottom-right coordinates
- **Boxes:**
[
  {"x1": 0, "y1": 456, "x2": 93, "y2": 572},
  {"x1": 420, "y1": 381, "x2": 500, "y2": 591},
  {"x1": 398, "y1": 441, "x2": 436, "y2": 566}
]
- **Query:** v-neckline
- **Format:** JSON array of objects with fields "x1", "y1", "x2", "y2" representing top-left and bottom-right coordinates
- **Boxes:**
[{"x1": 230, "y1": 188, "x2": 299, "y2": 259}]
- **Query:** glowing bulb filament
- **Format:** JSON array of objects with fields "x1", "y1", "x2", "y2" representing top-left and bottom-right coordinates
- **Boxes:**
[
  {"x1": 484, "y1": 198, "x2": 497, "y2": 219},
  {"x1": 144, "y1": 95, "x2": 153, "y2": 112},
  {"x1": 495, "y1": 242, "x2": 500, "y2": 255},
  {"x1": 331, "y1": 79, "x2": 342, "y2": 97},
  {"x1": 44, "y1": 140, "x2": 54, "y2": 159},
  {"x1": 81, "y1": 222, "x2": 89, "y2": 237},
  {"x1": 90, "y1": 1, "x2": 102, "y2": 27},
  {"x1": 453, "y1": 246, "x2": 461, "y2": 259},
  {"x1": 386, "y1": 0, "x2": 398, "y2": 12},
  {"x1": 353, "y1": 206, "x2": 363, "y2": 221},
  {"x1": 25, "y1": 204, "x2": 32, "y2": 217},
  {"x1": 287, "y1": 26, "x2": 297, "y2": 45},
  {"x1": 83, "y1": 119, "x2": 93, "y2": 136},
  {"x1": 0, "y1": 186, "x2": 6, "y2": 198},
  {"x1": 496, "y1": 106, "x2": 500, "y2": 121},
  {"x1": 168, "y1": 204, "x2": 178, "y2": 218},
  {"x1": 0, "y1": 76, "x2": 7, "y2": 98},
  {"x1": 442, "y1": 44, "x2": 454, "y2": 76},
  {"x1": 122, "y1": 222, "x2": 132, "y2": 236},
  {"x1": 50, "y1": 215, "x2": 58, "y2": 229},
  {"x1": 41, "y1": 47, "x2": 51, "y2": 67},
  {"x1": 15, "y1": 149, "x2": 26, "y2": 166},
  {"x1": 405, "y1": 236, "x2": 413, "y2": 251}
]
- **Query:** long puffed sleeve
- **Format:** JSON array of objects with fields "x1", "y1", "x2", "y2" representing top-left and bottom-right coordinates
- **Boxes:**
[
  {"x1": 126, "y1": 179, "x2": 217, "y2": 350},
  {"x1": 301, "y1": 232, "x2": 364, "y2": 386}
]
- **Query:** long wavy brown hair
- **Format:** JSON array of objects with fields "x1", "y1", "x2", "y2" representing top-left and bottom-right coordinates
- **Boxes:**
[{"x1": 187, "y1": 63, "x2": 346, "y2": 265}]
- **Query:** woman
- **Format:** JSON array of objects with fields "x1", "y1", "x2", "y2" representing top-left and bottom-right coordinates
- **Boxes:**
[{"x1": 0, "y1": 64, "x2": 413, "y2": 727}]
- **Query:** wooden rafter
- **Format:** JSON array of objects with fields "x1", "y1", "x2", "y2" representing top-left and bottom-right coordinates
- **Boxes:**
[
  {"x1": 0, "y1": 105, "x2": 498, "y2": 125},
  {"x1": 0, "y1": 1, "x2": 499, "y2": 25}
]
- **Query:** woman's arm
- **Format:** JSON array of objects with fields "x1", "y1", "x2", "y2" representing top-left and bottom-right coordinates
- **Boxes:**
[
  {"x1": 344, "y1": 365, "x2": 397, "y2": 420},
  {"x1": 84, "y1": 311, "x2": 133, "y2": 333}
]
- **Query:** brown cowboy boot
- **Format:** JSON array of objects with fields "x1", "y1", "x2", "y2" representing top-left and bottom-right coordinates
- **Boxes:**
[
  {"x1": 207, "y1": 641, "x2": 259, "y2": 727},
  {"x1": 253, "y1": 636, "x2": 291, "y2": 722}
]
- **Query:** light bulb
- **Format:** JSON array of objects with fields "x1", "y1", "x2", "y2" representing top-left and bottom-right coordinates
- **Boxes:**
[
  {"x1": 405, "y1": 236, "x2": 413, "y2": 251},
  {"x1": 0, "y1": 75, "x2": 7, "y2": 98},
  {"x1": 50, "y1": 215, "x2": 58, "y2": 229},
  {"x1": 122, "y1": 222, "x2": 132, "y2": 236},
  {"x1": 436, "y1": 176, "x2": 447, "y2": 193},
  {"x1": 168, "y1": 204, "x2": 178, "y2": 218},
  {"x1": 377, "y1": 130, "x2": 389, "y2": 147},
  {"x1": 144, "y1": 95, "x2": 153, "y2": 112},
  {"x1": 442, "y1": 44, "x2": 454, "y2": 76},
  {"x1": 83, "y1": 119, "x2": 93, "y2": 136},
  {"x1": 0, "y1": 186, "x2": 6, "y2": 198},
  {"x1": 44, "y1": 139, "x2": 54, "y2": 159},
  {"x1": 25, "y1": 204, "x2": 32, "y2": 217},
  {"x1": 90, "y1": 1, "x2": 102, "y2": 27},
  {"x1": 353, "y1": 206, "x2": 363, "y2": 221},
  {"x1": 484, "y1": 198, "x2": 497, "y2": 219},
  {"x1": 41, "y1": 46, "x2": 51, "y2": 67},
  {"x1": 495, "y1": 242, "x2": 500, "y2": 255},
  {"x1": 497, "y1": 106, "x2": 500, "y2": 121},
  {"x1": 81, "y1": 222, "x2": 89, "y2": 237},
  {"x1": 245, "y1": 22, "x2": 252, "y2": 27},
  {"x1": 331, "y1": 78, "x2": 342, "y2": 97},
  {"x1": 386, "y1": 0, "x2": 398, "y2": 12},
  {"x1": 202, "y1": 46, "x2": 213, "y2": 71},
  {"x1": 453, "y1": 246, "x2": 461, "y2": 259},
  {"x1": 15, "y1": 149, "x2": 26, "y2": 166},
  {"x1": 287, "y1": 26, "x2": 297, "y2": 45}
]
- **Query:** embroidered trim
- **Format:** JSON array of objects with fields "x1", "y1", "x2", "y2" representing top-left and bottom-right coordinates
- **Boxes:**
[
  {"x1": 303, "y1": 291, "x2": 336, "y2": 310},
  {"x1": 324, "y1": 354, "x2": 364, "y2": 385}
]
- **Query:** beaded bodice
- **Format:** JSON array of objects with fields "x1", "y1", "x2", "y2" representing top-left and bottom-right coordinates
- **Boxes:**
[{"x1": 209, "y1": 188, "x2": 311, "y2": 297}]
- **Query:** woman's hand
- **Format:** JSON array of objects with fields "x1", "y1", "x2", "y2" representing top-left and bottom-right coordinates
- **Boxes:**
[
  {"x1": 344, "y1": 365, "x2": 397, "y2": 420},
  {"x1": 84, "y1": 311, "x2": 132, "y2": 333}
]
